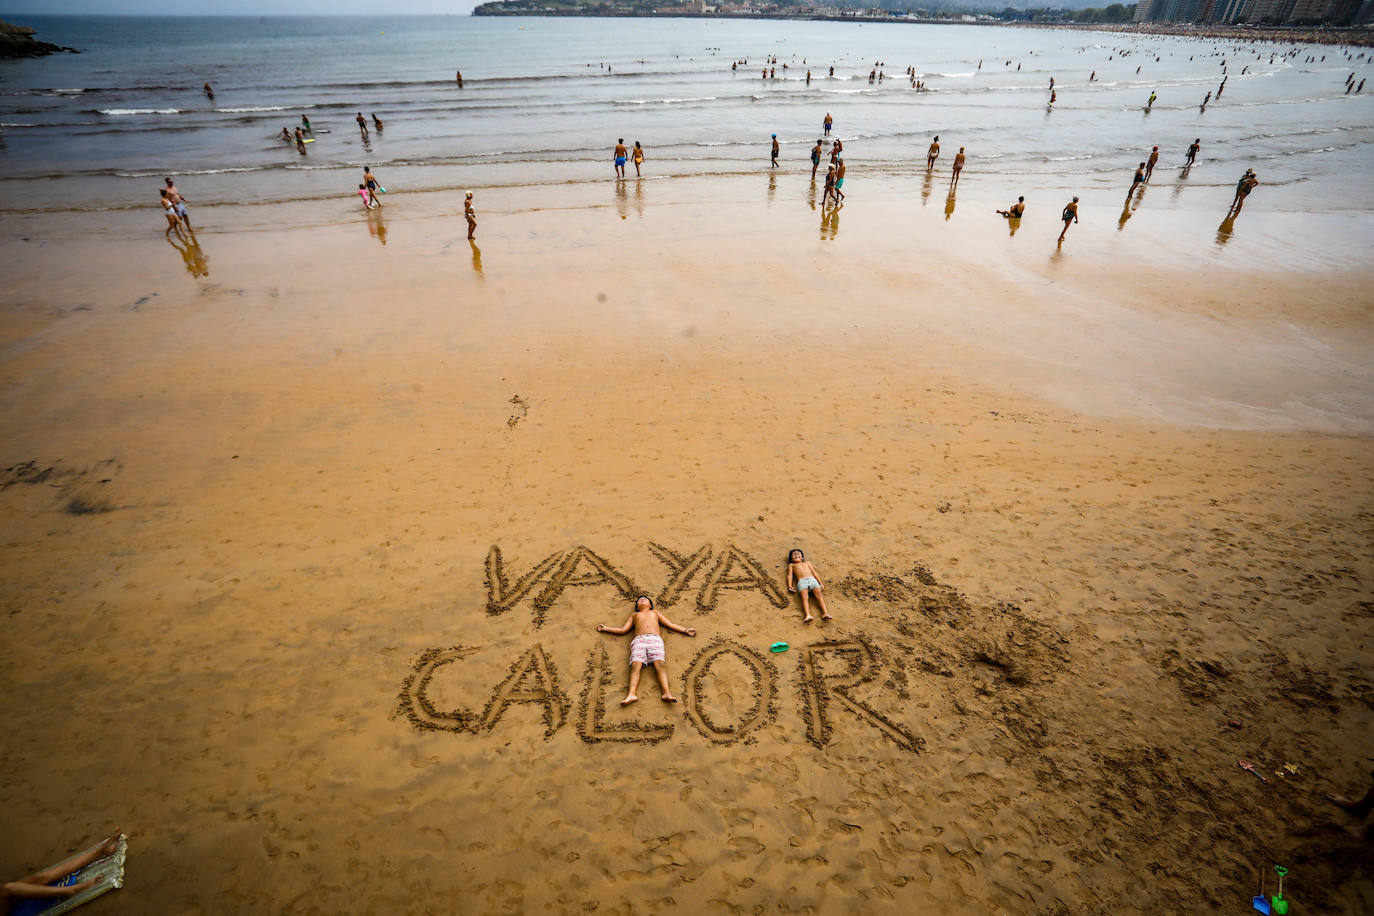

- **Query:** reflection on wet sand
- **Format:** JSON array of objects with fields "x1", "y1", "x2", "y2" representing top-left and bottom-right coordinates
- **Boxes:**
[
  {"x1": 1006, "y1": 217, "x2": 1021, "y2": 237},
  {"x1": 1118, "y1": 203, "x2": 1133, "y2": 231},
  {"x1": 820, "y1": 202, "x2": 841, "y2": 240},
  {"x1": 944, "y1": 189, "x2": 957, "y2": 221},
  {"x1": 921, "y1": 169, "x2": 934, "y2": 206},
  {"x1": 1216, "y1": 216, "x2": 1236, "y2": 246},
  {"x1": 470, "y1": 240, "x2": 483, "y2": 275},
  {"x1": 633, "y1": 178, "x2": 644, "y2": 218},
  {"x1": 767, "y1": 171, "x2": 777, "y2": 205},
  {"x1": 167, "y1": 233, "x2": 209, "y2": 277},
  {"x1": 367, "y1": 209, "x2": 387, "y2": 246},
  {"x1": 807, "y1": 179, "x2": 818, "y2": 211},
  {"x1": 615, "y1": 179, "x2": 628, "y2": 220}
]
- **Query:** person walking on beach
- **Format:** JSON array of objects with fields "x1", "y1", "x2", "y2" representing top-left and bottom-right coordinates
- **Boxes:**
[
  {"x1": 770, "y1": 134, "x2": 779, "y2": 168},
  {"x1": 1058, "y1": 196, "x2": 1079, "y2": 242},
  {"x1": 356, "y1": 112, "x2": 369, "y2": 137},
  {"x1": 824, "y1": 112, "x2": 833, "y2": 136},
  {"x1": 1147, "y1": 91, "x2": 1157, "y2": 110},
  {"x1": 822, "y1": 164, "x2": 836, "y2": 206},
  {"x1": 1145, "y1": 145, "x2": 1159, "y2": 181},
  {"x1": 926, "y1": 136, "x2": 940, "y2": 169},
  {"x1": 160, "y1": 188, "x2": 183, "y2": 234},
  {"x1": 997, "y1": 196, "x2": 1025, "y2": 219},
  {"x1": 464, "y1": 191, "x2": 476, "y2": 239},
  {"x1": 363, "y1": 166, "x2": 383, "y2": 207},
  {"x1": 1185, "y1": 138, "x2": 1200, "y2": 167},
  {"x1": 810, "y1": 139, "x2": 822, "y2": 179},
  {"x1": 595, "y1": 596, "x2": 696, "y2": 706},
  {"x1": 786, "y1": 549, "x2": 832, "y2": 623},
  {"x1": 1, "y1": 829, "x2": 121, "y2": 912},
  {"x1": 834, "y1": 158, "x2": 846, "y2": 201},
  {"x1": 1127, "y1": 162, "x2": 1146, "y2": 202},
  {"x1": 164, "y1": 178, "x2": 191, "y2": 231},
  {"x1": 358, "y1": 183, "x2": 375, "y2": 210},
  {"x1": 950, "y1": 147, "x2": 965, "y2": 188},
  {"x1": 1228, "y1": 169, "x2": 1258, "y2": 217},
  {"x1": 632, "y1": 141, "x2": 644, "y2": 177},
  {"x1": 613, "y1": 138, "x2": 628, "y2": 179}
]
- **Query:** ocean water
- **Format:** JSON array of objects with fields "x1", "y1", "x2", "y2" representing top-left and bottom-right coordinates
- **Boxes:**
[{"x1": 1, "y1": 15, "x2": 1372, "y2": 225}]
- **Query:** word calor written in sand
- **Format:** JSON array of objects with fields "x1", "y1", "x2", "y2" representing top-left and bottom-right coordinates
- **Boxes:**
[{"x1": 398, "y1": 636, "x2": 923, "y2": 753}]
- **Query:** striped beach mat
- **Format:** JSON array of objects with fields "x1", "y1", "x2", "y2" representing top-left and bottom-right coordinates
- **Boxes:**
[{"x1": 10, "y1": 834, "x2": 126, "y2": 916}]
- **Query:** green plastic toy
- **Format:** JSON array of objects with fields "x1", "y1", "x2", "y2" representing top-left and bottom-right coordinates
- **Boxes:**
[
  {"x1": 770, "y1": 642, "x2": 789, "y2": 653},
  {"x1": 1270, "y1": 865, "x2": 1289, "y2": 915}
]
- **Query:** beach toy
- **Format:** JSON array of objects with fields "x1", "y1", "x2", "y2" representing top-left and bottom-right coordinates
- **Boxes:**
[
  {"x1": 1252, "y1": 866, "x2": 1270, "y2": 914},
  {"x1": 1271, "y1": 866, "x2": 1289, "y2": 915},
  {"x1": 770, "y1": 642, "x2": 789, "y2": 653},
  {"x1": 1239, "y1": 760, "x2": 1270, "y2": 784},
  {"x1": 18, "y1": 833, "x2": 127, "y2": 916}
]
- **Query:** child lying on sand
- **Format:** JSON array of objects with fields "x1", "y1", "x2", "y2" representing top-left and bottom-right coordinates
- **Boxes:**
[
  {"x1": 595, "y1": 596, "x2": 696, "y2": 706},
  {"x1": 786, "y1": 548, "x2": 832, "y2": 623}
]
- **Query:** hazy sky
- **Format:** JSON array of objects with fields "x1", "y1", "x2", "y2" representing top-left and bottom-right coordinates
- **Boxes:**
[{"x1": 4, "y1": 1, "x2": 480, "y2": 14}]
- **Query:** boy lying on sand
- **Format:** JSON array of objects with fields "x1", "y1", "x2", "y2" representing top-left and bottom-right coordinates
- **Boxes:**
[
  {"x1": 595, "y1": 596, "x2": 696, "y2": 706},
  {"x1": 786, "y1": 548, "x2": 832, "y2": 623}
]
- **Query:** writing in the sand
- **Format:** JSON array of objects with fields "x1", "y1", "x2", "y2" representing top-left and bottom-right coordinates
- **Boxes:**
[
  {"x1": 399, "y1": 542, "x2": 922, "y2": 752},
  {"x1": 399, "y1": 638, "x2": 921, "y2": 753}
]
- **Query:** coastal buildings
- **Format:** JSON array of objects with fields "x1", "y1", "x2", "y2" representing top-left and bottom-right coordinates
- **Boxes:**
[{"x1": 1134, "y1": 0, "x2": 1370, "y2": 22}]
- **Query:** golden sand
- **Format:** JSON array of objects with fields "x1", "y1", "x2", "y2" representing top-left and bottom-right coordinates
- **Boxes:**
[{"x1": 2, "y1": 182, "x2": 1373, "y2": 912}]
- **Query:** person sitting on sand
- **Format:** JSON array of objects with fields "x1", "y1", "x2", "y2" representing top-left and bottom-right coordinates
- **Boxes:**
[
  {"x1": 786, "y1": 548, "x2": 832, "y2": 623},
  {"x1": 997, "y1": 196, "x2": 1025, "y2": 219},
  {"x1": 595, "y1": 596, "x2": 696, "y2": 706},
  {"x1": 1327, "y1": 769, "x2": 1374, "y2": 839},
  {"x1": 2, "y1": 829, "x2": 120, "y2": 914}
]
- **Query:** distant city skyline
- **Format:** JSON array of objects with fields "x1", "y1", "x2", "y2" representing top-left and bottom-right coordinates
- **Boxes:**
[{"x1": 3, "y1": 1, "x2": 480, "y2": 14}]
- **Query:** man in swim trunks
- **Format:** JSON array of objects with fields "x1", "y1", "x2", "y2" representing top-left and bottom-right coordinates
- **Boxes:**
[
  {"x1": 613, "y1": 138, "x2": 627, "y2": 178},
  {"x1": 824, "y1": 112, "x2": 832, "y2": 136},
  {"x1": 164, "y1": 178, "x2": 191, "y2": 230},
  {"x1": 926, "y1": 136, "x2": 939, "y2": 169},
  {"x1": 1145, "y1": 145, "x2": 1159, "y2": 181},
  {"x1": 997, "y1": 196, "x2": 1025, "y2": 218},
  {"x1": 356, "y1": 112, "x2": 368, "y2": 136},
  {"x1": 596, "y1": 596, "x2": 696, "y2": 706},
  {"x1": 810, "y1": 139, "x2": 822, "y2": 179},
  {"x1": 834, "y1": 158, "x2": 846, "y2": 200},
  {"x1": 1185, "y1": 138, "x2": 1200, "y2": 167},
  {"x1": 1127, "y1": 162, "x2": 1145, "y2": 203},
  {"x1": 294, "y1": 126, "x2": 306, "y2": 152},
  {"x1": 1229, "y1": 169, "x2": 1258, "y2": 216},
  {"x1": 1059, "y1": 196, "x2": 1078, "y2": 242},
  {"x1": 771, "y1": 134, "x2": 779, "y2": 168}
]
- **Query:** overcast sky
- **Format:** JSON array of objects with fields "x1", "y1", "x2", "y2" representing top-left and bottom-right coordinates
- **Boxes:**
[{"x1": 5, "y1": 1, "x2": 480, "y2": 14}]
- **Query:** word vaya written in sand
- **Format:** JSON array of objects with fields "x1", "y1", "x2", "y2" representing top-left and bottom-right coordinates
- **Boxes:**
[{"x1": 398, "y1": 636, "x2": 922, "y2": 752}]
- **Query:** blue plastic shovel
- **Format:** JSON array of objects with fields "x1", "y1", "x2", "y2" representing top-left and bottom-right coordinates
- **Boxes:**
[{"x1": 1252, "y1": 867, "x2": 1270, "y2": 914}]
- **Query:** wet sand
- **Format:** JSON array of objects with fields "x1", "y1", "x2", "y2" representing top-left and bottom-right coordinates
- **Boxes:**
[{"x1": 2, "y1": 178, "x2": 1373, "y2": 913}]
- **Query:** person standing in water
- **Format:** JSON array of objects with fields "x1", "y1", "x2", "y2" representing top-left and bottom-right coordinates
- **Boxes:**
[
  {"x1": 1058, "y1": 196, "x2": 1079, "y2": 242},
  {"x1": 613, "y1": 138, "x2": 627, "y2": 179},
  {"x1": 1145, "y1": 145, "x2": 1160, "y2": 181},
  {"x1": 1147, "y1": 91, "x2": 1157, "y2": 110},
  {"x1": 950, "y1": 147, "x2": 965, "y2": 188},
  {"x1": 1228, "y1": 169, "x2": 1258, "y2": 216},
  {"x1": 833, "y1": 158, "x2": 846, "y2": 201},
  {"x1": 1185, "y1": 138, "x2": 1200, "y2": 167},
  {"x1": 356, "y1": 112, "x2": 368, "y2": 137},
  {"x1": 371, "y1": 113, "x2": 383, "y2": 132},
  {"x1": 456, "y1": 70, "x2": 463, "y2": 87},
  {"x1": 301, "y1": 114, "x2": 312, "y2": 133},
  {"x1": 294, "y1": 126, "x2": 306, "y2": 152},
  {"x1": 810, "y1": 139, "x2": 822, "y2": 179},
  {"x1": 632, "y1": 141, "x2": 644, "y2": 176},
  {"x1": 823, "y1": 112, "x2": 833, "y2": 136},
  {"x1": 770, "y1": 134, "x2": 779, "y2": 168},
  {"x1": 926, "y1": 135, "x2": 940, "y2": 169},
  {"x1": 203, "y1": 82, "x2": 214, "y2": 100},
  {"x1": 1127, "y1": 162, "x2": 1146, "y2": 202},
  {"x1": 164, "y1": 177, "x2": 191, "y2": 230},
  {"x1": 362, "y1": 166, "x2": 383, "y2": 207},
  {"x1": 464, "y1": 191, "x2": 476, "y2": 239}
]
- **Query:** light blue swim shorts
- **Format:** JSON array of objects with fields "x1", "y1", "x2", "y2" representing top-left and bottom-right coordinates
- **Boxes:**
[{"x1": 797, "y1": 576, "x2": 820, "y2": 591}]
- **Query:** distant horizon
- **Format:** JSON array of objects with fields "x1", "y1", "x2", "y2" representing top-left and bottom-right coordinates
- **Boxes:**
[{"x1": 1, "y1": 2, "x2": 480, "y2": 16}]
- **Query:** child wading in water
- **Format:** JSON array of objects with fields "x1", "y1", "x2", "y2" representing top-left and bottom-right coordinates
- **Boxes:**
[
  {"x1": 596, "y1": 596, "x2": 696, "y2": 706},
  {"x1": 786, "y1": 548, "x2": 832, "y2": 623}
]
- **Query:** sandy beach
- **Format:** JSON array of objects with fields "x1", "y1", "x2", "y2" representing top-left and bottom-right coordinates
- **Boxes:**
[{"x1": 1, "y1": 165, "x2": 1372, "y2": 913}]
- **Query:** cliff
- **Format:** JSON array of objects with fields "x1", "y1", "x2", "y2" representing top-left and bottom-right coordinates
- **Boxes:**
[{"x1": 0, "y1": 20, "x2": 77, "y2": 59}]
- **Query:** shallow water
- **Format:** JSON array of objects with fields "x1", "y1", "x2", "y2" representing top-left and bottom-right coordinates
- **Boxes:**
[{"x1": 1, "y1": 15, "x2": 1371, "y2": 223}]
